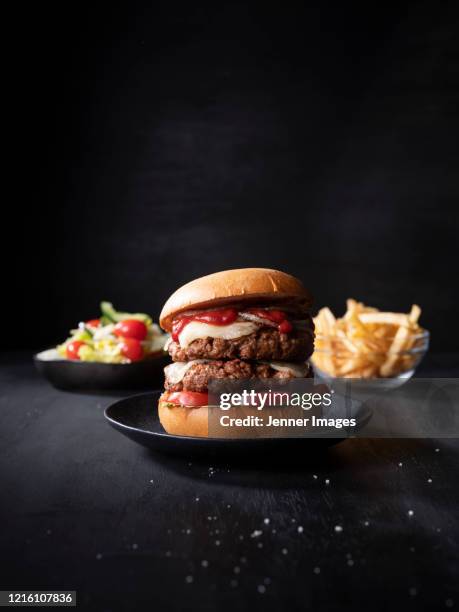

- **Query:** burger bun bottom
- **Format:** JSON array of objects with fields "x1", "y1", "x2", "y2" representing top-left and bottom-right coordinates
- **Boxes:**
[{"x1": 158, "y1": 397, "x2": 209, "y2": 438}]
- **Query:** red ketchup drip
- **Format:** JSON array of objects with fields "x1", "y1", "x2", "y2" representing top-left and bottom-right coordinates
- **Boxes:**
[
  {"x1": 247, "y1": 309, "x2": 293, "y2": 334},
  {"x1": 171, "y1": 308, "x2": 238, "y2": 342}
]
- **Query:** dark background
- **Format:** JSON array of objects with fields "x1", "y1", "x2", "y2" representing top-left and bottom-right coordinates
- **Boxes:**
[{"x1": 9, "y1": 0, "x2": 459, "y2": 350}]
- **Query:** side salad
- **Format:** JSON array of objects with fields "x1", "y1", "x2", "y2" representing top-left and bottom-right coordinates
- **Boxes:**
[{"x1": 57, "y1": 302, "x2": 168, "y2": 363}]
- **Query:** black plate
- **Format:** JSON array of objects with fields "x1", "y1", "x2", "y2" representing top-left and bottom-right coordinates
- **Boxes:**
[
  {"x1": 104, "y1": 391, "x2": 372, "y2": 459},
  {"x1": 34, "y1": 349, "x2": 168, "y2": 392}
]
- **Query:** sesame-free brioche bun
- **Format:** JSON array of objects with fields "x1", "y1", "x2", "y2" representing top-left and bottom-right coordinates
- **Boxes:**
[
  {"x1": 158, "y1": 397, "x2": 209, "y2": 438},
  {"x1": 160, "y1": 268, "x2": 313, "y2": 332}
]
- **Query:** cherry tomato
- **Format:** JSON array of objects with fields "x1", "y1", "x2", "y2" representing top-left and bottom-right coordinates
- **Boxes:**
[
  {"x1": 120, "y1": 337, "x2": 143, "y2": 361},
  {"x1": 66, "y1": 340, "x2": 86, "y2": 360},
  {"x1": 86, "y1": 319, "x2": 101, "y2": 328},
  {"x1": 113, "y1": 319, "x2": 147, "y2": 341},
  {"x1": 166, "y1": 391, "x2": 209, "y2": 407}
]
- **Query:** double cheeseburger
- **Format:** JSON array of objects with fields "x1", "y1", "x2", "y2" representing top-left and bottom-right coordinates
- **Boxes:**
[{"x1": 158, "y1": 268, "x2": 315, "y2": 437}]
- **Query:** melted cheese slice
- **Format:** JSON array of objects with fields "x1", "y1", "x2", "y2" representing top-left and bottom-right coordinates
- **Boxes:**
[
  {"x1": 165, "y1": 360, "x2": 310, "y2": 384},
  {"x1": 164, "y1": 360, "x2": 209, "y2": 384},
  {"x1": 178, "y1": 321, "x2": 258, "y2": 349},
  {"x1": 268, "y1": 361, "x2": 310, "y2": 377}
]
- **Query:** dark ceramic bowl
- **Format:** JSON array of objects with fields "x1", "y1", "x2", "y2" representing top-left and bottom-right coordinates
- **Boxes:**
[{"x1": 34, "y1": 349, "x2": 168, "y2": 392}]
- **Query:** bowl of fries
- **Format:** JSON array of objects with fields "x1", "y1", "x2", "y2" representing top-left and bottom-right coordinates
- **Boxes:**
[{"x1": 311, "y1": 299, "x2": 429, "y2": 381}]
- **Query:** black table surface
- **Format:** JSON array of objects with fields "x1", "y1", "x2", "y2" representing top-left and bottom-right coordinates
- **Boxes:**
[{"x1": 1, "y1": 352, "x2": 458, "y2": 612}]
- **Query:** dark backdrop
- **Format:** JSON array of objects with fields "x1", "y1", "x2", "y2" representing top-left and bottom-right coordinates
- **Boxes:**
[{"x1": 9, "y1": 0, "x2": 459, "y2": 350}]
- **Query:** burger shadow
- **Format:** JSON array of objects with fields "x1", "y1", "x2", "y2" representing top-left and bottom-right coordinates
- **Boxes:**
[{"x1": 145, "y1": 437, "x2": 443, "y2": 490}]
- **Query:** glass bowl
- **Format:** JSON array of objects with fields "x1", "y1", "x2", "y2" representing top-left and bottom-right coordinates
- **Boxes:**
[{"x1": 311, "y1": 330, "x2": 429, "y2": 384}]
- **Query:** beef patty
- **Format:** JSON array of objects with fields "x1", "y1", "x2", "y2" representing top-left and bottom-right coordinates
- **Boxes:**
[
  {"x1": 164, "y1": 359, "x2": 312, "y2": 393},
  {"x1": 168, "y1": 327, "x2": 314, "y2": 362}
]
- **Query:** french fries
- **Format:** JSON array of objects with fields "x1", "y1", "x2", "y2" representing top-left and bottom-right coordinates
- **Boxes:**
[{"x1": 312, "y1": 300, "x2": 427, "y2": 378}]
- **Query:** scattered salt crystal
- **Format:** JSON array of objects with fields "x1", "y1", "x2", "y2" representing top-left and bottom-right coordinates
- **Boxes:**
[
  {"x1": 201, "y1": 560, "x2": 208, "y2": 567},
  {"x1": 313, "y1": 567, "x2": 321, "y2": 574},
  {"x1": 408, "y1": 510, "x2": 414, "y2": 517},
  {"x1": 297, "y1": 526, "x2": 304, "y2": 533},
  {"x1": 325, "y1": 479, "x2": 330, "y2": 485},
  {"x1": 257, "y1": 585, "x2": 266, "y2": 594},
  {"x1": 364, "y1": 521, "x2": 369, "y2": 526},
  {"x1": 215, "y1": 540, "x2": 221, "y2": 546},
  {"x1": 227, "y1": 504, "x2": 231, "y2": 509},
  {"x1": 195, "y1": 497, "x2": 200, "y2": 501},
  {"x1": 435, "y1": 448, "x2": 440, "y2": 452},
  {"x1": 264, "y1": 518, "x2": 270, "y2": 525},
  {"x1": 185, "y1": 575, "x2": 193, "y2": 584},
  {"x1": 251, "y1": 530, "x2": 263, "y2": 538},
  {"x1": 428, "y1": 478, "x2": 432, "y2": 483},
  {"x1": 347, "y1": 559, "x2": 354, "y2": 566},
  {"x1": 149, "y1": 479, "x2": 154, "y2": 483},
  {"x1": 313, "y1": 474, "x2": 318, "y2": 479},
  {"x1": 185, "y1": 529, "x2": 191, "y2": 534},
  {"x1": 334, "y1": 525, "x2": 343, "y2": 533},
  {"x1": 398, "y1": 462, "x2": 403, "y2": 467},
  {"x1": 282, "y1": 548, "x2": 288, "y2": 555}
]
